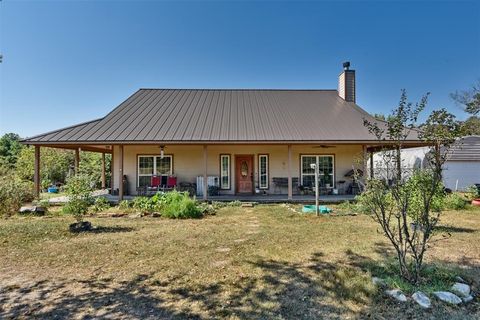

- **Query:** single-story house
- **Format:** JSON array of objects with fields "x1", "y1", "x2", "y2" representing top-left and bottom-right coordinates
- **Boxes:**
[{"x1": 22, "y1": 63, "x2": 426, "y2": 202}]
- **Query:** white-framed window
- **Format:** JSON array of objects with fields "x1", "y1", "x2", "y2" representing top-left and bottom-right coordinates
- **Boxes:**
[
  {"x1": 220, "y1": 154, "x2": 230, "y2": 189},
  {"x1": 137, "y1": 155, "x2": 173, "y2": 187},
  {"x1": 258, "y1": 154, "x2": 269, "y2": 189},
  {"x1": 300, "y1": 155, "x2": 334, "y2": 188}
]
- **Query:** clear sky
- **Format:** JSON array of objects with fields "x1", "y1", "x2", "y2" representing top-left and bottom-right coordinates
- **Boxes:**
[{"x1": 1, "y1": 0, "x2": 479, "y2": 138}]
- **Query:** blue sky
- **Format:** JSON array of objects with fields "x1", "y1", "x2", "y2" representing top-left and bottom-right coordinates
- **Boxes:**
[{"x1": 1, "y1": 0, "x2": 479, "y2": 137}]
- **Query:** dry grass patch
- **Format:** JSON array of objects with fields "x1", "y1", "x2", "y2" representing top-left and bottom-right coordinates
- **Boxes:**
[{"x1": 0, "y1": 205, "x2": 479, "y2": 319}]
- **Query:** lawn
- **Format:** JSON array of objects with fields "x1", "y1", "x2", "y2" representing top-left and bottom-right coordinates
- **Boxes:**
[{"x1": 0, "y1": 204, "x2": 479, "y2": 319}]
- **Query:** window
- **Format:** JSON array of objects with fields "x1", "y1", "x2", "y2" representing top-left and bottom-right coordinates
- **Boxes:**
[
  {"x1": 220, "y1": 154, "x2": 230, "y2": 189},
  {"x1": 301, "y1": 155, "x2": 334, "y2": 188},
  {"x1": 138, "y1": 155, "x2": 172, "y2": 187},
  {"x1": 258, "y1": 154, "x2": 269, "y2": 189}
]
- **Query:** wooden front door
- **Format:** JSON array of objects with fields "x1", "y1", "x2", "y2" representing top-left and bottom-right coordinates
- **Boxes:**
[{"x1": 236, "y1": 155, "x2": 254, "y2": 194}]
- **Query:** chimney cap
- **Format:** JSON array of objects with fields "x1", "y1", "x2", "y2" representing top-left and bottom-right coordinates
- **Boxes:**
[{"x1": 343, "y1": 61, "x2": 351, "y2": 70}]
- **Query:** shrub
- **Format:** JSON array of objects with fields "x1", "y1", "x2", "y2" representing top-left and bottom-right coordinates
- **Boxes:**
[
  {"x1": 443, "y1": 193, "x2": 467, "y2": 210},
  {"x1": 465, "y1": 185, "x2": 480, "y2": 201},
  {"x1": 119, "y1": 200, "x2": 133, "y2": 210},
  {"x1": 161, "y1": 191, "x2": 202, "y2": 219},
  {"x1": 62, "y1": 174, "x2": 94, "y2": 222},
  {"x1": 132, "y1": 196, "x2": 155, "y2": 214},
  {"x1": 91, "y1": 197, "x2": 111, "y2": 213},
  {"x1": 0, "y1": 175, "x2": 35, "y2": 218},
  {"x1": 227, "y1": 200, "x2": 242, "y2": 207}
]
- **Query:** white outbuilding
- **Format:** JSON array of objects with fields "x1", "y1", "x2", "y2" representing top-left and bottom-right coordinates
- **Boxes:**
[
  {"x1": 443, "y1": 135, "x2": 480, "y2": 191},
  {"x1": 371, "y1": 136, "x2": 480, "y2": 191}
]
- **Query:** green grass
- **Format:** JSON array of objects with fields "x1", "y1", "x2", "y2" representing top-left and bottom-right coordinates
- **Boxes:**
[{"x1": 0, "y1": 204, "x2": 479, "y2": 319}]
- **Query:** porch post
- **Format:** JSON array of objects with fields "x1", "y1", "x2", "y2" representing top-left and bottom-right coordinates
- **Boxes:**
[
  {"x1": 203, "y1": 145, "x2": 208, "y2": 201},
  {"x1": 74, "y1": 148, "x2": 80, "y2": 174},
  {"x1": 369, "y1": 149, "x2": 374, "y2": 179},
  {"x1": 110, "y1": 145, "x2": 114, "y2": 194},
  {"x1": 101, "y1": 152, "x2": 106, "y2": 189},
  {"x1": 34, "y1": 145, "x2": 41, "y2": 198},
  {"x1": 362, "y1": 145, "x2": 368, "y2": 182},
  {"x1": 118, "y1": 145, "x2": 124, "y2": 201},
  {"x1": 288, "y1": 144, "x2": 292, "y2": 200}
]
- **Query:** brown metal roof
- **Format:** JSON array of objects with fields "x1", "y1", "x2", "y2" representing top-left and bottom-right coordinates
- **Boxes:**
[{"x1": 23, "y1": 89, "x2": 421, "y2": 144}]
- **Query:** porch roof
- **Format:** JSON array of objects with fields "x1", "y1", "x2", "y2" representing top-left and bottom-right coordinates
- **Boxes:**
[{"x1": 22, "y1": 89, "x2": 422, "y2": 145}]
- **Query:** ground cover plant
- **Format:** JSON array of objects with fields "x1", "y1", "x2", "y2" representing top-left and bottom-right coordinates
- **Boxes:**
[{"x1": 0, "y1": 204, "x2": 478, "y2": 319}]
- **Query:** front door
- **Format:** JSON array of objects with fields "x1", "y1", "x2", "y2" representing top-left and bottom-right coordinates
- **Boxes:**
[{"x1": 236, "y1": 155, "x2": 254, "y2": 194}]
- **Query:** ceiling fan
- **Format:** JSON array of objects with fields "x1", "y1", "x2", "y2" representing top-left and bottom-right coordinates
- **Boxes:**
[{"x1": 312, "y1": 145, "x2": 336, "y2": 149}]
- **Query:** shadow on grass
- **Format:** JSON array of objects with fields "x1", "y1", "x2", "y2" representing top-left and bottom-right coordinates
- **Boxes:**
[
  {"x1": 165, "y1": 252, "x2": 375, "y2": 319},
  {"x1": 1, "y1": 249, "x2": 477, "y2": 319},
  {"x1": 0, "y1": 274, "x2": 194, "y2": 320},
  {"x1": 90, "y1": 226, "x2": 135, "y2": 233},
  {"x1": 434, "y1": 225, "x2": 477, "y2": 233},
  {"x1": 0, "y1": 253, "x2": 375, "y2": 319}
]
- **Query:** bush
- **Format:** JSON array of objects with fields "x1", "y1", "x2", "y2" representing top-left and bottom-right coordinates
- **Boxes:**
[
  {"x1": 161, "y1": 191, "x2": 202, "y2": 219},
  {"x1": 91, "y1": 197, "x2": 111, "y2": 213},
  {"x1": 130, "y1": 191, "x2": 203, "y2": 218},
  {"x1": 465, "y1": 185, "x2": 480, "y2": 201},
  {"x1": 443, "y1": 193, "x2": 467, "y2": 210},
  {"x1": 0, "y1": 176, "x2": 35, "y2": 218},
  {"x1": 62, "y1": 174, "x2": 94, "y2": 222},
  {"x1": 119, "y1": 200, "x2": 133, "y2": 210},
  {"x1": 132, "y1": 196, "x2": 155, "y2": 214}
]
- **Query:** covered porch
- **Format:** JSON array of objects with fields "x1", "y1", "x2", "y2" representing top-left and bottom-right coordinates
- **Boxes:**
[{"x1": 29, "y1": 142, "x2": 425, "y2": 203}]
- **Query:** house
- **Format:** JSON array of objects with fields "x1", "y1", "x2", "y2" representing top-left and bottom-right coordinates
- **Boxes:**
[
  {"x1": 443, "y1": 135, "x2": 480, "y2": 191},
  {"x1": 370, "y1": 136, "x2": 480, "y2": 191},
  {"x1": 22, "y1": 63, "x2": 426, "y2": 201}
]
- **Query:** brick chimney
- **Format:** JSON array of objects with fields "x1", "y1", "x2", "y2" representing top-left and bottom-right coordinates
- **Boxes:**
[{"x1": 338, "y1": 61, "x2": 356, "y2": 103}]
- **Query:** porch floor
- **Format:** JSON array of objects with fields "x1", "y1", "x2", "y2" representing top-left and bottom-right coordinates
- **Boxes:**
[{"x1": 104, "y1": 194, "x2": 356, "y2": 204}]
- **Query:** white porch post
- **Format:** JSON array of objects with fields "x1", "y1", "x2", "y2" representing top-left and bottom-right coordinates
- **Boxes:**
[
  {"x1": 34, "y1": 145, "x2": 41, "y2": 198},
  {"x1": 118, "y1": 145, "x2": 124, "y2": 201},
  {"x1": 288, "y1": 144, "x2": 292, "y2": 200},
  {"x1": 203, "y1": 145, "x2": 208, "y2": 201}
]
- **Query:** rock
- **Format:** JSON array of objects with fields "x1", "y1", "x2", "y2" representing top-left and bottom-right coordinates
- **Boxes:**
[
  {"x1": 412, "y1": 291, "x2": 431, "y2": 308},
  {"x1": 33, "y1": 206, "x2": 46, "y2": 215},
  {"x1": 433, "y1": 291, "x2": 462, "y2": 305},
  {"x1": 69, "y1": 221, "x2": 93, "y2": 233},
  {"x1": 451, "y1": 282, "x2": 470, "y2": 298},
  {"x1": 462, "y1": 295, "x2": 474, "y2": 303},
  {"x1": 455, "y1": 276, "x2": 467, "y2": 283},
  {"x1": 19, "y1": 206, "x2": 45, "y2": 215},
  {"x1": 386, "y1": 289, "x2": 407, "y2": 302},
  {"x1": 372, "y1": 277, "x2": 386, "y2": 287},
  {"x1": 19, "y1": 206, "x2": 33, "y2": 213}
]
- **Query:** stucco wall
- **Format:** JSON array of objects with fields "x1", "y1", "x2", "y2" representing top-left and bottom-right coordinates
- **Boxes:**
[{"x1": 112, "y1": 144, "x2": 364, "y2": 195}]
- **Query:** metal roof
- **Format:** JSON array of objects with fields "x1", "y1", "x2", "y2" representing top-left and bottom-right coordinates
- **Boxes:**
[
  {"x1": 447, "y1": 136, "x2": 480, "y2": 161},
  {"x1": 23, "y1": 89, "x2": 421, "y2": 144}
]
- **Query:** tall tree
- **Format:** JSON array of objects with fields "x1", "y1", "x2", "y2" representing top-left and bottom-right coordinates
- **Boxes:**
[
  {"x1": 451, "y1": 80, "x2": 480, "y2": 115},
  {"x1": 0, "y1": 133, "x2": 23, "y2": 169}
]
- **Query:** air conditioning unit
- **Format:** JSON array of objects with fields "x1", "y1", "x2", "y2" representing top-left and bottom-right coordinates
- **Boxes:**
[{"x1": 196, "y1": 176, "x2": 219, "y2": 196}]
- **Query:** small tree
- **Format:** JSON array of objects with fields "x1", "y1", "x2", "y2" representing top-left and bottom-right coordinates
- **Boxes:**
[
  {"x1": 63, "y1": 174, "x2": 94, "y2": 223},
  {"x1": 361, "y1": 90, "x2": 460, "y2": 284}
]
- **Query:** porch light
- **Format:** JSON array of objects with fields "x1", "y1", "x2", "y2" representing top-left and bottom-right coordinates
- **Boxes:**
[{"x1": 160, "y1": 145, "x2": 165, "y2": 159}]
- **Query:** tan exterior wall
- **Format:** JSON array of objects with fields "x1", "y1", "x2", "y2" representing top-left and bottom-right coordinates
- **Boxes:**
[{"x1": 112, "y1": 144, "x2": 364, "y2": 196}]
